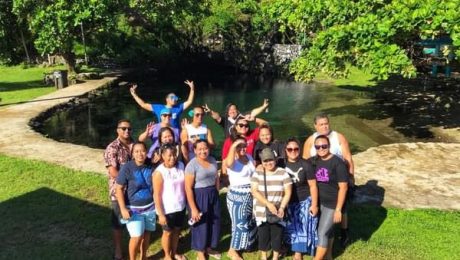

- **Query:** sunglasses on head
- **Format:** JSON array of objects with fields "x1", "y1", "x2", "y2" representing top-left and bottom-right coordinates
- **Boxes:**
[
  {"x1": 236, "y1": 144, "x2": 247, "y2": 149},
  {"x1": 237, "y1": 123, "x2": 249, "y2": 128},
  {"x1": 314, "y1": 144, "x2": 329, "y2": 150},
  {"x1": 286, "y1": 147, "x2": 300, "y2": 152},
  {"x1": 118, "y1": 127, "x2": 132, "y2": 131}
]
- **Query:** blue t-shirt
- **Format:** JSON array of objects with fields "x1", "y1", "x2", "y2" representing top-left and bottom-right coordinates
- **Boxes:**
[
  {"x1": 116, "y1": 160, "x2": 154, "y2": 206},
  {"x1": 151, "y1": 103, "x2": 184, "y2": 128}
]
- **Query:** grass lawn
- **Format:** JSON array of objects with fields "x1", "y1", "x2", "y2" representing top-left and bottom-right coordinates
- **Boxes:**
[
  {"x1": 0, "y1": 65, "x2": 104, "y2": 106},
  {"x1": 1, "y1": 153, "x2": 458, "y2": 259},
  {"x1": 315, "y1": 67, "x2": 378, "y2": 87},
  {"x1": 0, "y1": 65, "x2": 66, "y2": 105}
]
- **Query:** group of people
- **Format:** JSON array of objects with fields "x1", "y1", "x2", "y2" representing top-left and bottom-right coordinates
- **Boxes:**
[{"x1": 103, "y1": 80, "x2": 355, "y2": 260}]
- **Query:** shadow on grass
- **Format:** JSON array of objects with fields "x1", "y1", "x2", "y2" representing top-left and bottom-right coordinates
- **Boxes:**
[
  {"x1": 0, "y1": 80, "x2": 50, "y2": 92},
  {"x1": 332, "y1": 76, "x2": 460, "y2": 139},
  {"x1": 333, "y1": 180, "x2": 387, "y2": 258},
  {"x1": 0, "y1": 187, "x2": 112, "y2": 259}
]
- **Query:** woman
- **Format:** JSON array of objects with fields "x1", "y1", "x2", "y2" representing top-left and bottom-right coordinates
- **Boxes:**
[
  {"x1": 311, "y1": 135, "x2": 349, "y2": 260},
  {"x1": 149, "y1": 127, "x2": 182, "y2": 166},
  {"x1": 251, "y1": 148, "x2": 292, "y2": 260},
  {"x1": 115, "y1": 142, "x2": 155, "y2": 260},
  {"x1": 253, "y1": 124, "x2": 285, "y2": 166},
  {"x1": 184, "y1": 140, "x2": 221, "y2": 260},
  {"x1": 221, "y1": 116, "x2": 267, "y2": 160},
  {"x1": 283, "y1": 137, "x2": 319, "y2": 259},
  {"x1": 204, "y1": 100, "x2": 269, "y2": 137},
  {"x1": 153, "y1": 144, "x2": 187, "y2": 260},
  {"x1": 224, "y1": 137, "x2": 257, "y2": 260},
  {"x1": 138, "y1": 107, "x2": 180, "y2": 159}
]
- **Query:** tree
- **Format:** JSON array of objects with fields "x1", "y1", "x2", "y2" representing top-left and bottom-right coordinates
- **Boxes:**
[
  {"x1": 257, "y1": 0, "x2": 460, "y2": 81},
  {"x1": 13, "y1": 0, "x2": 115, "y2": 73}
]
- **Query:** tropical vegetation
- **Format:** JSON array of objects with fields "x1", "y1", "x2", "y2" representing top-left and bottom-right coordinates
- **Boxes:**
[{"x1": 1, "y1": 1, "x2": 459, "y2": 80}]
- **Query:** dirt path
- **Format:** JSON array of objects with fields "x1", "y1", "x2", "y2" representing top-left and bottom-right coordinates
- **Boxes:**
[
  {"x1": 0, "y1": 78, "x2": 459, "y2": 210},
  {"x1": 0, "y1": 77, "x2": 116, "y2": 174}
]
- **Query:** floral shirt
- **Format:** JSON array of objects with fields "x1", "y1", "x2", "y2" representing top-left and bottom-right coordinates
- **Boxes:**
[{"x1": 104, "y1": 138, "x2": 133, "y2": 201}]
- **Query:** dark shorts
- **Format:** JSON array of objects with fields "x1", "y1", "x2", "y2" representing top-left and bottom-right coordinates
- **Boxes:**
[
  {"x1": 162, "y1": 209, "x2": 186, "y2": 231},
  {"x1": 111, "y1": 201, "x2": 124, "y2": 229}
]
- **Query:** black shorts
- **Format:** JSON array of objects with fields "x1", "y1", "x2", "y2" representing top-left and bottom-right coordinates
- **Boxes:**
[
  {"x1": 111, "y1": 201, "x2": 124, "y2": 229},
  {"x1": 162, "y1": 209, "x2": 186, "y2": 231}
]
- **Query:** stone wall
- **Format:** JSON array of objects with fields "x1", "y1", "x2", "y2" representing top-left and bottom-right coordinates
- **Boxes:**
[{"x1": 272, "y1": 44, "x2": 302, "y2": 65}]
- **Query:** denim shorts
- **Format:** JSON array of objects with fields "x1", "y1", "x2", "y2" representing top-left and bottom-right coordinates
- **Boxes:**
[{"x1": 120, "y1": 208, "x2": 156, "y2": 237}]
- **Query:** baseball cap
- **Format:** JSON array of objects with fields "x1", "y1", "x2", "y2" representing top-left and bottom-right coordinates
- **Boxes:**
[{"x1": 260, "y1": 148, "x2": 275, "y2": 162}]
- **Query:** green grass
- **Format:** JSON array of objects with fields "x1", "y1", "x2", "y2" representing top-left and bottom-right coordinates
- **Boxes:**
[
  {"x1": 0, "y1": 64, "x2": 105, "y2": 106},
  {"x1": 0, "y1": 65, "x2": 67, "y2": 105},
  {"x1": 1, "y1": 153, "x2": 458, "y2": 259},
  {"x1": 315, "y1": 67, "x2": 377, "y2": 87}
]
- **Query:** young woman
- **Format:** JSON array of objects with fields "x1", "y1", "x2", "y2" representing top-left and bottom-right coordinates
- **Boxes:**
[
  {"x1": 138, "y1": 107, "x2": 180, "y2": 159},
  {"x1": 149, "y1": 127, "x2": 182, "y2": 167},
  {"x1": 283, "y1": 137, "x2": 319, "y2": 259},
  {"x1": 115, "y1": 142, "x2": 155, "y2": 260},
  {"x1": 153, "y1": 144, "x2": 187, "y2": 260},
  {"x1": 251, "y1": 148, "x2": 292, "y2": 260},
  {"x1": 224, "y1": 137, "x2": 257, "y2": 260},
  {"x1": 253, "y1": 124, "x2": 285, "y2": 166},
  {"x1": 204, "y1": 100, "x2": 269, "y2": 137},
  {"x1": 184, "y1": 140, "x2": 221, "y2": 260},
  {"x1": 311, "y1": 135, "x2": 349, "y2": 260},
  {"x1": 221, "y1": 116, "x2": 267, "y2": 160}
]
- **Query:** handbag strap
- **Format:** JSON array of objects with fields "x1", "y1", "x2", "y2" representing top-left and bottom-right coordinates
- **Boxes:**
[{"x1": 263, "y1": 168, "x2": 268, "y2": 199}]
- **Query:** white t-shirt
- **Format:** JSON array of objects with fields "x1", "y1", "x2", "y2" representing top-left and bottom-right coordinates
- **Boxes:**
[{"x1": 227, "y1": 155, "x2": 256, "y2": 187}]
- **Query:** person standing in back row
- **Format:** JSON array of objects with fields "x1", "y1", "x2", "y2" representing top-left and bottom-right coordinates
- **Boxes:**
[
  {"x1": 302, "y1": 112, "x2": 354, "y2": 247},
  {"x1": 130, "y1": 80, "x2": 195, "y2": 128}
]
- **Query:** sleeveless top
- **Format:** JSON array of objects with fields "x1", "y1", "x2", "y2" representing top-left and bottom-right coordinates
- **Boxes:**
[
  {"x1": 185, "y1": 123, "x2": 208, "y2": 159},
  {"x1": 310, "y1": 131, "x2": 343, "y2": 159},
  {"x1": 155, "y1": 162, "x2": 186, "y2": 214},
  {"x1": 227, "y1": 155, "x2": 256, "y2": 187}
]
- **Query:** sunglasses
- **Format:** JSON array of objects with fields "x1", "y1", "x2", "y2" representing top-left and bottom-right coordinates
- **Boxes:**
[
  {"x1": 314, "y1": 144, "x2": 329, "y2": 150},
  {"x1": 237, "y1": 123, "x2": 249, "y2": 128},
  {"x1": 286, "y1": 147, "x2": 300, "y2": 153},
  {"x1": 118, "y1": 127, "x2": 132, "y2": 131},
  {"x1": 161, "y1": 114, "x2": 172, "y2": 117},
  {"x1": 236, "y1": 144, "x2": 247, "y2": 149},
  {"x1": 194, "y1": 113, "x2": 204, "y2": 117}
]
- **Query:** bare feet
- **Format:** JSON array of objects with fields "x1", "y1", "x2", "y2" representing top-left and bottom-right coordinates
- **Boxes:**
[{"x1": 227, "y1": 249, "x2": 243, "y2": 260}]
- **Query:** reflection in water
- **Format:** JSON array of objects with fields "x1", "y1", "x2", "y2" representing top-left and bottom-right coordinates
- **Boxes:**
[{"x1": 37, "y1": 71, "x2": 438, "y2": 156}]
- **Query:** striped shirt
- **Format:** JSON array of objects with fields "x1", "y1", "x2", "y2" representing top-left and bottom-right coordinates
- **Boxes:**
[{"x1": 251, "y1": 167, "x2": 292, "y2": 225}]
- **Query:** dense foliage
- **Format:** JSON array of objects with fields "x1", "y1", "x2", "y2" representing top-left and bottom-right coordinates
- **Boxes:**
[{"x1": 1, "y1": 0, "x2": 459, "y2": 80}]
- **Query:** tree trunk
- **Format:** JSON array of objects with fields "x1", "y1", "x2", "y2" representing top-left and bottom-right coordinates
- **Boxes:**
[
  {"x1": 19, "y1": 29, "x2": 30, "y2": 64},
  {"x1": 62, "y1": 51, "x2": 76, "y2": 74}
]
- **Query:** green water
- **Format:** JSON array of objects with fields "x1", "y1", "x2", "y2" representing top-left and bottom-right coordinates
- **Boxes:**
[{"x1": 38, "y1": 72, "x2": 431, "y2": 156}]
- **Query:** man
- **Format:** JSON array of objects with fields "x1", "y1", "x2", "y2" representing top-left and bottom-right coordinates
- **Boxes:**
[
  {"x1": 302, "y1": 112, "x2": 354, "y2": 247},
  {"x1": 103, "y1": 119, "x2": 134, "y2": 260},
  {"x1": 181, "y1": 106, "x2": 215, "y2": 162},
  {"x1": 129, "y1": 80, "x2": 195, "y2": 128}
]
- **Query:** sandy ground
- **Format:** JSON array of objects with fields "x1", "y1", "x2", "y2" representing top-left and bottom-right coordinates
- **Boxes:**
[
  {"x1": 1, "y1": 77, "x2": 459, "y2": 210},
  {"x1": 0, "y1": 77, "x2": 116, "y2": 173}
]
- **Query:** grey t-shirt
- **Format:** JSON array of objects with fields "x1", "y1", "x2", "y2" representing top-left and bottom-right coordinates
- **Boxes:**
[{"x1": 185, "y1": 157, "x2": 218, "y2": 188}]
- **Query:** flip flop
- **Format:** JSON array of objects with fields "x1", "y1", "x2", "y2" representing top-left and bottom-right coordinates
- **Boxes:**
[
  {"x1": 174, "y1": 254, "x2": 187, "y2": 260},
  {"x1": 207, "y1": 250, "x2": 222, "y2": 260}
]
